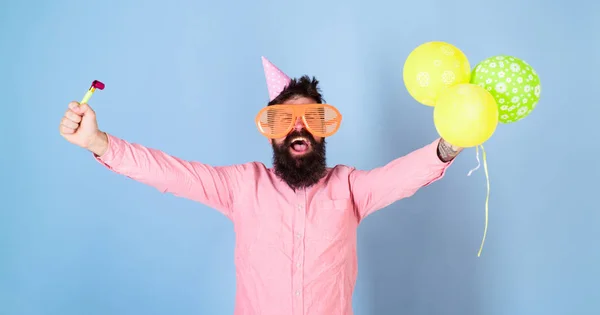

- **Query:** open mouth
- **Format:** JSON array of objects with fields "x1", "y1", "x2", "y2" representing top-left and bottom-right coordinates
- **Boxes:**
[{"x1": 289, "y1": 137, "x2": 311, "y2": 154}]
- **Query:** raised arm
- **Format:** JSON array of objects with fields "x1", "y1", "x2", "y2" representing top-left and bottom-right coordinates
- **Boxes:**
[
  {"x1": 59, "y1": 102, "x2": 247, "y2": 219},
  {"x1": 92, "y1": 132, "x2": 248, "y2": 218},
  {"x1": 349, "y1": 138, "x2": 460, "y2": 221}
]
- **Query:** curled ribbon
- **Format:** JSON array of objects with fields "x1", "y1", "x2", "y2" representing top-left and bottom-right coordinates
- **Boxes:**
[{"x1": 467, "y1": 145, "x2": 490, "y2": 257}]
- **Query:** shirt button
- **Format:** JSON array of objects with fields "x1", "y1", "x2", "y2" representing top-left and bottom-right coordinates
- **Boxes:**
[
  {"x1": 296, "y1": 233, "x2": 302, "y2": 238},
  {"x1": 295, "y1": 290, "x2": 301, "y2": 296},
  {"x1": 297, "y1": 204, "x2": 303, "y2": 210},
  {"x1": 296, "y1": 262, "x2": 302, "y2": 268}
]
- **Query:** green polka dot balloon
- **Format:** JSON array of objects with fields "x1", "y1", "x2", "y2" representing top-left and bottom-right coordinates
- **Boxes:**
[{"x1": 470, "y1": 55, "x2": 541, "y2": 124}]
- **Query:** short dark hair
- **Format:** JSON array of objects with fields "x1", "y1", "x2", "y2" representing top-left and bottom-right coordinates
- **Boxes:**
[{"x1": 268, "y1": 75, "x2": 324, "y2": 106}]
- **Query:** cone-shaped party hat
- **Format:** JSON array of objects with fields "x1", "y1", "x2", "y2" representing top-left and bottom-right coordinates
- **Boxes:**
[{"x1": 262, "y1": 56, "x2": 291, "y2": 101}]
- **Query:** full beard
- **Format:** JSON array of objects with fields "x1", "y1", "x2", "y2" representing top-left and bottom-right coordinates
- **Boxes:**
[{"x1": 272, "y1": 129, "x2": 327, "y2": 190}]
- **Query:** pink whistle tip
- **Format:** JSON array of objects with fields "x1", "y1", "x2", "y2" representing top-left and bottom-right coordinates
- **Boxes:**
[{"x1": 91, "y1": 80, "x2": 105, "y2": 90}]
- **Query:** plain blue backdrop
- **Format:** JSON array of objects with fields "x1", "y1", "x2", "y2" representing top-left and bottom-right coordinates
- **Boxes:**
[{"x1": 1, "y1": 0, "x2": 599, "y2": 314}]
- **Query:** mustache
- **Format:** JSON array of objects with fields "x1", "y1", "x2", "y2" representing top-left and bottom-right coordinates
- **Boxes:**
[{"x1": 283, "y1": 130, "x2": 317, "y2": 146}]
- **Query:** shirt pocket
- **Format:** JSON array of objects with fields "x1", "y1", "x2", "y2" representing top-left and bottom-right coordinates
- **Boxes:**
[{"x1": 315, "y1": 198, "x2": 353, "y2": 240}]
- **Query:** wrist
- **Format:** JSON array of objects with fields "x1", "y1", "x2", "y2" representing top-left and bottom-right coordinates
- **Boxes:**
[
  {"x1": 437, "y1": 138, "x2": 463, "y2": 162},
  {"x1": 87, "y1": 130, "x2": 109, "y2": 156},
  {"x1": 440, "y1": 138, "x2": 462, "y2": 150}
]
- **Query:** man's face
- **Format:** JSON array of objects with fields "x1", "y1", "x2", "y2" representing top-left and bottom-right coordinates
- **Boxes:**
[{"x1": 271, "y1": 96, "x2": 327, "y2": 189}]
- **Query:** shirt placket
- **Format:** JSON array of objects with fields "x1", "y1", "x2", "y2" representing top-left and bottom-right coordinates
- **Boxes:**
[{"x1": 292, "y1": 189, "x2": 306, "y2": 315}]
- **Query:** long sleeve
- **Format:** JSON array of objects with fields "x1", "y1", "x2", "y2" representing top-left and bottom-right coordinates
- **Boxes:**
[
  {"x1": 349, "y1": 138, "x2": 454, "y2": 221},
  {"x1": 93, "y1": 133, "x2": 248, "y2": 219}
]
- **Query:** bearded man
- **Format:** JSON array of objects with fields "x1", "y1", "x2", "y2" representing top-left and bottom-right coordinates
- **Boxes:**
[{"x1": 58, "y1": 57, "x2": 462, "y2": 315}]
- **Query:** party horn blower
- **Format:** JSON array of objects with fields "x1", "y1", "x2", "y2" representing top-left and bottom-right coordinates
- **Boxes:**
[{"x1": 80, "y1": 80, "x2": 105, "y2": 104}]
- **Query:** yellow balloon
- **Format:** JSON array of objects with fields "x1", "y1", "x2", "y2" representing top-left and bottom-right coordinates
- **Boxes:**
[
  {"x1": 403, "y1": 41, "x2": 472, "y2": 106},
  {"x1": 433, "y1": 83, "x2": 499, "y2": 148}
]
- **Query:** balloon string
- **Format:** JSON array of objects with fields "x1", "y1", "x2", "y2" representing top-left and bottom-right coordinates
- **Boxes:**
[
  {"x1": 467, "y1": 146, "x2": 480, "y2": 176},
  {"x1": 477, "y1": 144, "x2": 490, "y2": 257}
]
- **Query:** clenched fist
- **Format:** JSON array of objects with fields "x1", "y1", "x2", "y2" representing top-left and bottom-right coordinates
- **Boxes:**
[{"x1": 59, "y1": 101, "x2": 108, "y2": 156}]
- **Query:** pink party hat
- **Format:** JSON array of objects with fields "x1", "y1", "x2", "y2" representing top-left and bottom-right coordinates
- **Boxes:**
[{"x1": 262, "y1": 56, "x2": 291, "y2": 101}]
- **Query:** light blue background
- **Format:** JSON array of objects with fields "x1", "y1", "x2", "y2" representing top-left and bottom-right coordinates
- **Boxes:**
[{"x1": 2, "y1": 0, "x2": 599, "y2": 314}]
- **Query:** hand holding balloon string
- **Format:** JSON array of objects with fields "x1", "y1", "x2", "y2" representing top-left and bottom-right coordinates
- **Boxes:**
[{"x1": 403, "y1": 41, "x2": 541, "y2": 256}]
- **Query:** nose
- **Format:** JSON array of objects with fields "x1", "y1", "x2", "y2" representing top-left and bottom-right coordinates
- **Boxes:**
[{"x1": 293, "y1": 117, "x2": 306, "y2": 131}]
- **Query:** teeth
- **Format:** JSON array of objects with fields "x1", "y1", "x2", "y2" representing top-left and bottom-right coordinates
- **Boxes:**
[{"x1": 291, "y1": 137, "x2": 308, "y2": 143}]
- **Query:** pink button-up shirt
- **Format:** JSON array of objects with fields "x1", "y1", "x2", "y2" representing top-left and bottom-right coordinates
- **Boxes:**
[{"x1": 94, "y1": 133, "x2": 452, "y2": 315}]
